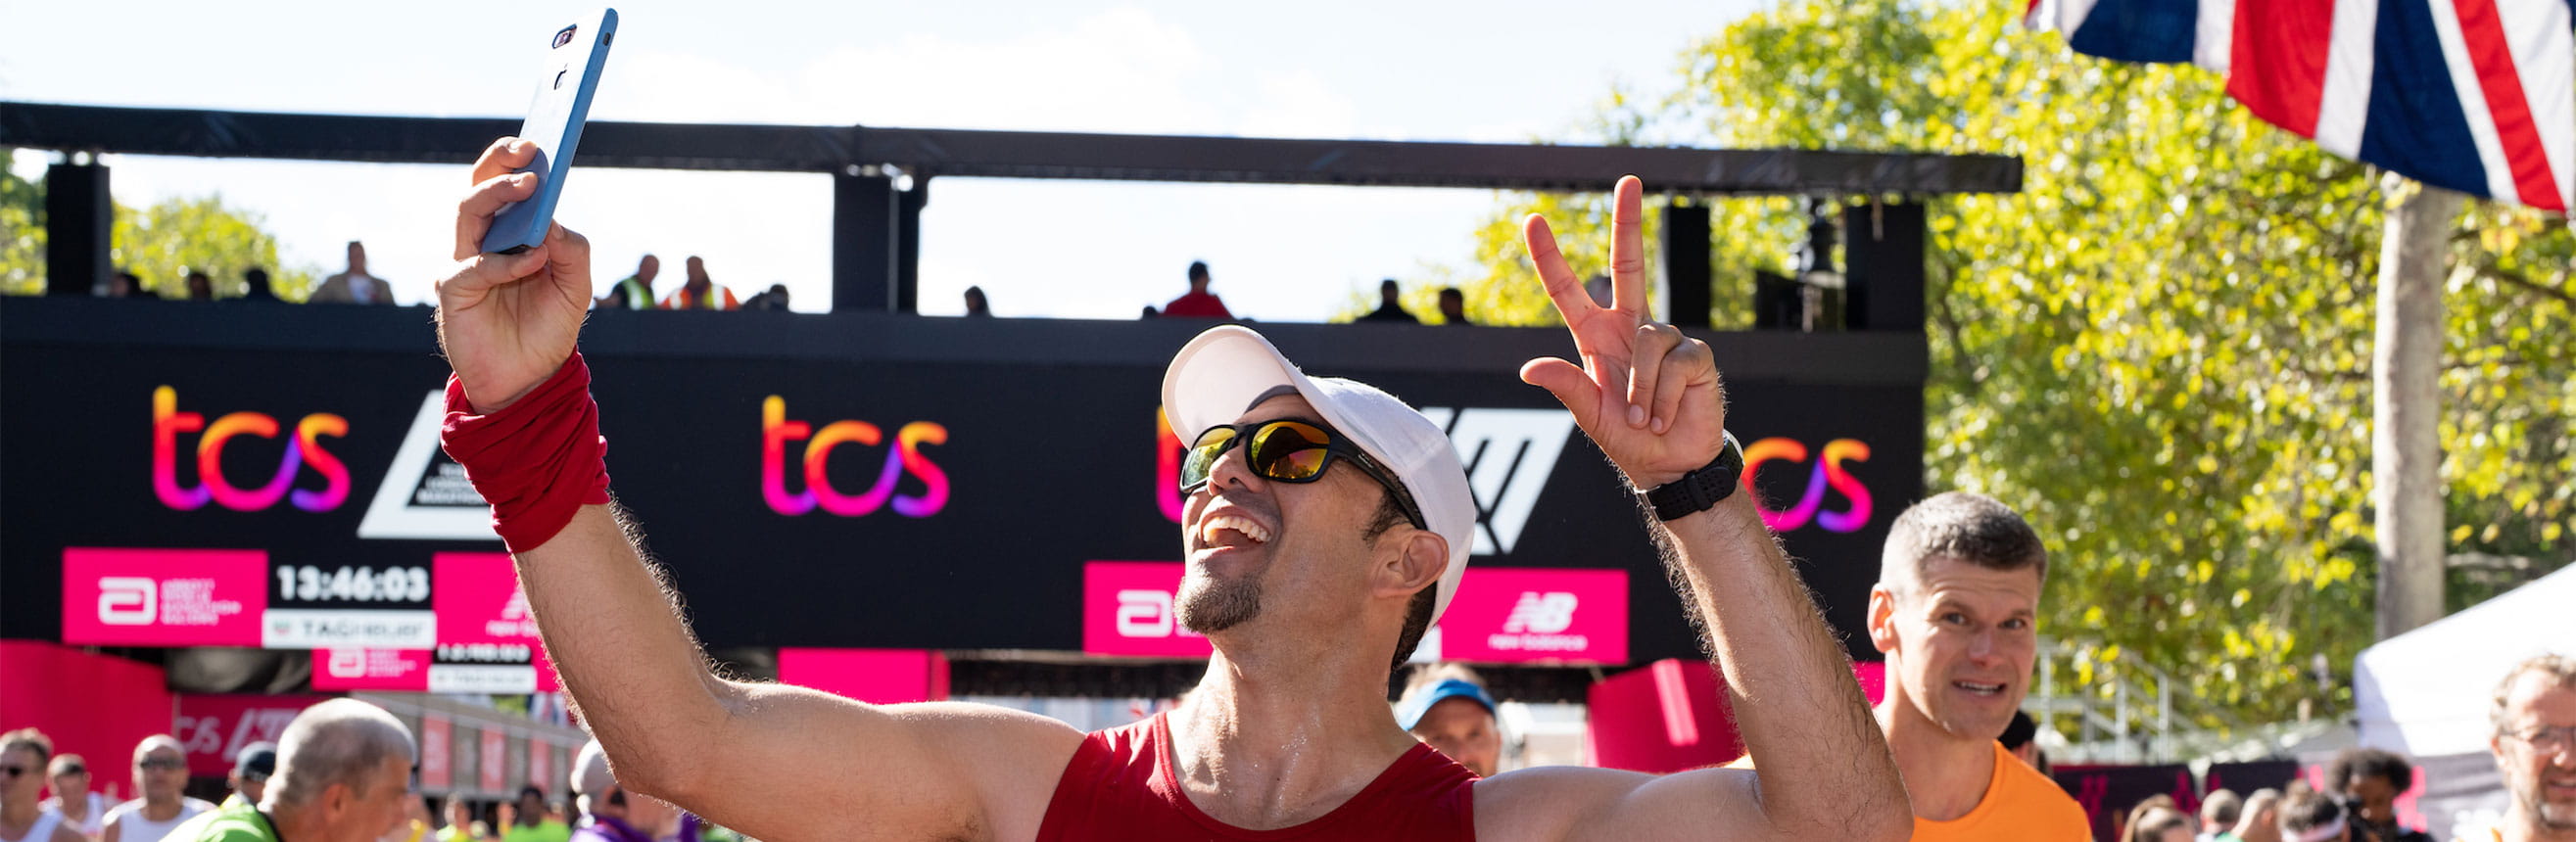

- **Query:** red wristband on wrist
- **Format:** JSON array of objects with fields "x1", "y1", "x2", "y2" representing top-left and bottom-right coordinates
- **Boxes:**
[{"x1": 439, "y1": 352, "x2": 612, "y2": 553}]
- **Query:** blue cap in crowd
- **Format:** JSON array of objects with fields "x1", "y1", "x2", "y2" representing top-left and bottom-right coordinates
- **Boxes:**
[{"x1": 1397, "y1": 678, "x2": 1499, "y2": 729}]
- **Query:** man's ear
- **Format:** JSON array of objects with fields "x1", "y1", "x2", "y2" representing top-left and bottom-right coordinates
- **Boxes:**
[
  {"x1": 1377, "y1": 530, "x2": 1448, "y2": 600},
  {"x1": 1867, "y1": 585, "x2": 1901, "y2": 656}
]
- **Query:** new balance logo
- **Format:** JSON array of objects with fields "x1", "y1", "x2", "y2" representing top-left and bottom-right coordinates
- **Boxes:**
[
  {"x1": 1419, "y1": 408, "x2": 1577, "y2": 556},
  {"x1": 1503, "y1": 591, "x2": 1579, "y2": 633},
  {"x1": 358, "y1": 392, "x2": 501, "y2": 541}
]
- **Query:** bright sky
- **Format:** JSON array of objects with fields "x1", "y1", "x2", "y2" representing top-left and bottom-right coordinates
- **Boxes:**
[{"x1": 2, "y1": 1, "x2": 1753, "y2": 318}]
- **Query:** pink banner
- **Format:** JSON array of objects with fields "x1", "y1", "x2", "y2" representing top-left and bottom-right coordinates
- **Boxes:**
[
  {"x1": 419, "y1": 714, "x2": 452, "y2": 791},
  {"x1": 1081, "y1": 562, "x2": 1211, "y2": 658},
  {"x1": 1437, "y1": 568, "x2": 1628, "y2": 665},
  {"x1": 1083, "y1": 562, "x2": 1628, "y2": 664},
  {"x1": 174, "y1": 694, "x2": 329, "y2": 776},
  {"x1": 777, "y1": 648, "x2": 950, "y2": 704},
  {"x1": 528, "y1": 739, "x2": 550, "y2": 795},
  {"x1": 311, "y1": 648, "x2": 432, "y2": 691},
  {"x1": 478, "y1": 727, "x2": 506, "y2": 793},
  {"x1": 433, "y1": 552, "x2": 535, "y2": 646},
  {"x1": 61, "y1": 548, "x2": 266, "y2": 647}
]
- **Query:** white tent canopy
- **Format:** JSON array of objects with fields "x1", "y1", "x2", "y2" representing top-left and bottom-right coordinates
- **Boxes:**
[{"x1": 2356, "y1": 563, "x2": 2576, "y2": 756}]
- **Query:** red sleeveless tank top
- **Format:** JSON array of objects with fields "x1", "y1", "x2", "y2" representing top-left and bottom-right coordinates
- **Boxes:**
[{"x1": 1034, "y1": 713, "x2": 1478, "y2": 841}]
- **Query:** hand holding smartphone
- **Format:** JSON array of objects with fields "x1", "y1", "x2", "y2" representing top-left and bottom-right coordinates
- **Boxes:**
[{"x1": 482, "y1": 8, "x2": 618, "y2": 255}]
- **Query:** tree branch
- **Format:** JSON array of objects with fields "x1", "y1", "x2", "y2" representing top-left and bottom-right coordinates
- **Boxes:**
[{"x1": 2477, "y1": 260, "x2": 2576, "y2": 307}]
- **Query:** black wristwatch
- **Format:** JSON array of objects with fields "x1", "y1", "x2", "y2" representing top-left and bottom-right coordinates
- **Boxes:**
[{"x1": 1643, "y1": 432, "x2": 1745, "y2": 522}]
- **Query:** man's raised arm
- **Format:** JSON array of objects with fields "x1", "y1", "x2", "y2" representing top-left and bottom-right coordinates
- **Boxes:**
[
  {"x1": 433, "y1": 138, "x2": 1080, "y2": 842},
  {"x1": 1501, "y1": 176, "x2": 1909, "y2": 842}
]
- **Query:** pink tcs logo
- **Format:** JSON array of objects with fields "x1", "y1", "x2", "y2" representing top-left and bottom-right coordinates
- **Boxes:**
[
  {"x1": 761, "y1": 396, "x2": 949, "y2": 518},
  {"x1": 1741, "y1": 438, "x2": 1873, "y2": 534}
]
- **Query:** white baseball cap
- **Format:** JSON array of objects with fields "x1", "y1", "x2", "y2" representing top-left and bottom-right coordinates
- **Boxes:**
[
  {"x1": 570, "y1": 739, "x2": 615, "y2": 805},
  {"x1": 1161, "y1": 325, "x2": 1476, "y2": 622}
]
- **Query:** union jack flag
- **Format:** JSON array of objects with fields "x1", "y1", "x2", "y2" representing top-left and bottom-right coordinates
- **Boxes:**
[{"x1": 2027, "y1": 0, "x2": 2574, "y2": 211}]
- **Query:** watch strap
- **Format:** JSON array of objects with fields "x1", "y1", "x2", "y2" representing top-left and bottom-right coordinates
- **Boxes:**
[{"x1": 1644, "y1": 432, "x2": 1745, "y2": 522}]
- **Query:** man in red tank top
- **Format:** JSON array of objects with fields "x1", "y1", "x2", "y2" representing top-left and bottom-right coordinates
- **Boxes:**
[{"x1": 435, "y1": 141, "x2": 1911, "y2": 842}]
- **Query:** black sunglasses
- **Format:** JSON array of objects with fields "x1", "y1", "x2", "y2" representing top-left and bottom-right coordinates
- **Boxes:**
[{"x1": 1180, "y1": 418, "x2": 1426, "y2": 531}]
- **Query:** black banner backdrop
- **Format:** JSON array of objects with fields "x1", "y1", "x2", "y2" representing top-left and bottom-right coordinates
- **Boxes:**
[{"x1": 2, "y1": 300, "x2": 1926, "y2": 665}]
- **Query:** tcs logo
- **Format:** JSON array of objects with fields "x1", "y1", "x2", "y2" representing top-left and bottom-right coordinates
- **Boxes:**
[
  {"x1": 761, "y1": 396, "x2": 949, "y2": 518},
  {"x1": 1741, "y1": 438, "x2": 1873, "y2": 534},
  {"x1": 153, "y1": 387, "x2": 350, "y2": 512}
]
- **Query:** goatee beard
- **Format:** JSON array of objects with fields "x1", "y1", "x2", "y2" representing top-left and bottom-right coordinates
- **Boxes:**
[{"x1": 1177, "y1": 574, "x2": 1263, "y2": 633}]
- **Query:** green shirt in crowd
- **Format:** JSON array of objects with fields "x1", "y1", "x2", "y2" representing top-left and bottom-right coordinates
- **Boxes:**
[
  {"x1": 163, "y1": 802, "x2": 279, "y2": 842},
  {"x1": 502, "y1": 819, "x2": 571, "y2": 842}
]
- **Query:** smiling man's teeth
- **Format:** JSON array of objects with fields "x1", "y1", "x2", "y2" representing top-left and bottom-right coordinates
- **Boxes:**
[
  {"x1": 1201, "y1": 515, "x2": 1272, "y2": 544},
  {"x1": 1954, "y1": 681, "x2": 2005, "y2": 694}
]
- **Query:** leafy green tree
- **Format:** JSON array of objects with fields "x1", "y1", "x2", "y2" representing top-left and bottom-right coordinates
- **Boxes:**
[
  {"x1": 1439, "y1": 0, "x2": 2574, "y2": 728},
  {"x1": 0, "y1": 151, "x2": 316, "y2": 300},
  {"x1": 1, "y1": 151, "x2": 43, "y2": 295},
  {"x1": 114, "y1": 194, "x2": 316, "y2": 300}
]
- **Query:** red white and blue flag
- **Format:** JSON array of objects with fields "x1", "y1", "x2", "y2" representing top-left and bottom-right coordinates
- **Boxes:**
[{"x1": 2027, "y1": 0, "x2": 2574, "y2": 212}]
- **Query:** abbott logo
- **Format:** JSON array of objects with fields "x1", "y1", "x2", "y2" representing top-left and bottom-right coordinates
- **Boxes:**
[
  {"x1": 1116, "y1": 589, "x2": 1209, "y2": 639},
  {"x1": 1116, "y1": 589, "x2": 1172, "y2": 637},
  {"x1": 99, "y1": 577, "x2": 157, "y2": 625},
  {"x1": 1503, "y1": 591, "x2": 1578, "y2": 633},
  {"x1": 1418, "y1": 408, "x2": 1577, "y2": 556}
]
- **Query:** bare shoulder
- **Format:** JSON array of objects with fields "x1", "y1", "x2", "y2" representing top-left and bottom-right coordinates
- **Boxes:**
[
  {"x1": 1472, "y1": 765, "x2": 1764, "y2": 842},
  {"x1": 878, "y1": 699, "x2": 1091, "y2": 837}
]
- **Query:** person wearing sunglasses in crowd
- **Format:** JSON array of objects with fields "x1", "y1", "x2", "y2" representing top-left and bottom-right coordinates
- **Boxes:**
[
  {"x1": 1, "y1": 729, "x2": 88, "y2": 842},
  {"x1": 41, "y1": 753, "x2": 107, "y2": 839},
  {"x1": 431, "y1": 136, "x2": 1907, "y2": 842},
  {"x1": 103, "y1": 737, "x2": 213, "y2": 842}
]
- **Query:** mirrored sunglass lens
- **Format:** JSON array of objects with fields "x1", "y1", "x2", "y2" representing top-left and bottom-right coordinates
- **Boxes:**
[
  {"x1": 1181, "y1": 427, "x2": 1237, "y2": 488},
  {"x1": 1251, "y1": 422, "x2": 1332, "y2": 480}
]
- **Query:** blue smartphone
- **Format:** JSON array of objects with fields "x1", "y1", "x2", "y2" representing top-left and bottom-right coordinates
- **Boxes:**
[{"x1": 482, "y1": 8, "x2": 618, "y2": 255}]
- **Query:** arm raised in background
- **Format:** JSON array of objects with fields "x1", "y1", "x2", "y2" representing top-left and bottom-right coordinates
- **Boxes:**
[
  {"x1": 1474, "y1": 176, "x2": 1911, "y2": 842},
  {"x1": 434, "y1": 138, "x2": 1082, "y2": 842}
]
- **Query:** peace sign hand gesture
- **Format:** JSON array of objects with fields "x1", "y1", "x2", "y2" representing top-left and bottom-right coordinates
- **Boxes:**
[{"x1": 1518, "y1": 176, "x2": 1727, "y2": 491}]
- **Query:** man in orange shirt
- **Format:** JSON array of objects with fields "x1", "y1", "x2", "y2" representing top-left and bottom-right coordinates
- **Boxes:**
[{"x1": 1864, "y1": 491, "x2": 2088, "y2": 839}]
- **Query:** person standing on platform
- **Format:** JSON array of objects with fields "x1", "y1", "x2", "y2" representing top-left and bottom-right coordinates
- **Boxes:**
[
  {"x1": 1160, "y1": 260, "x2": 1233, "y2": 318},
  {"x1": 596, "y1": 256, "x2": 657, "y2": 310},
  {"x1": 1359, "y1": 280, "x2": 1418, "y2": 323},
  {"x1": 1437, "y1": 287, "x2": 1473, "y2": 326},
  {"x1": 310, "y1": 243, "x2": 394, "y2": 304},
  {"x1": 655, "y1": 257, "x2": 736, "y2": 310}
]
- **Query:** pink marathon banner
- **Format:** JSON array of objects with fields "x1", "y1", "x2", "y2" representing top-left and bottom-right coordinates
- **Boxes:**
[
  {"x1": 1082, "y1": 562, "x2": 1627, "y2": 664},
  {"x1": 61, "y1": 548, "x2": 267, "y2": 647},
  {"x1": 1435, "y1": 567, "x2": 1627, "y2": 665},
  {"x1": 311, "y1": 648, "x2": 432, "y2": 691},
  {"x1": 430, "y1": 552, "x2": 559, "y2": 693},
  {"x1": 777, "y1": 648, "x2": 950, "y2": 704},
  {"x1": 175, "y1": 694, "x2": 329, "y2": 776}
]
